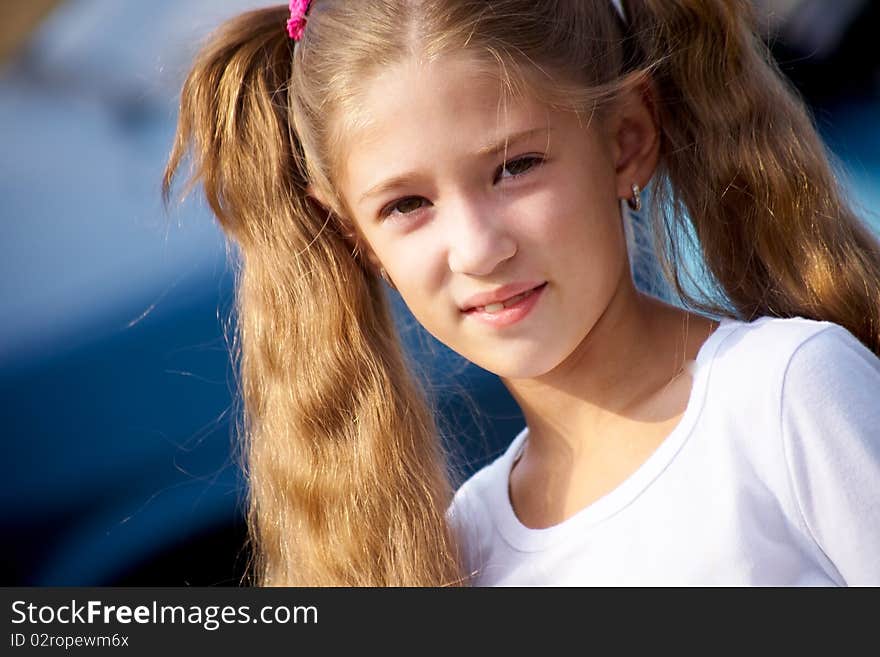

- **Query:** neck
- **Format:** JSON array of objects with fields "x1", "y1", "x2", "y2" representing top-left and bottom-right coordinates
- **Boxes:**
[{"x1": 501, "y1": 272, "x2": 714, "y2": 461}]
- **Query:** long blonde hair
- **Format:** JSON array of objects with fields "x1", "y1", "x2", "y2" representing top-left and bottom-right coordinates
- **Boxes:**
[{"x1": 163, "y1": 0, "x2": 880, "y2": 585}]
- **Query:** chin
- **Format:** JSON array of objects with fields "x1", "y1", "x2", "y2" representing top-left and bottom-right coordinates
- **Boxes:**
[{"x1": 467, "y1": 349, "x2": 565, "y2": 381}]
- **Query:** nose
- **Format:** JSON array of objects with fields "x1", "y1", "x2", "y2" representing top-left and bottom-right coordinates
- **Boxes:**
[{"x1": 446, "y1": 197, "x2": 517, "y2": 276}]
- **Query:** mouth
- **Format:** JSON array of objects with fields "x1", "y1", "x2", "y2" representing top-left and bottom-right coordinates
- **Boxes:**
[{"x1": 462, "y1": 282, "x2": 547, "y2": 315}]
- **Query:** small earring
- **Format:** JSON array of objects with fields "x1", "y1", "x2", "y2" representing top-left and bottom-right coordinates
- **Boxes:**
[
  {"x1": 626, "y1": 183, "x2": 642, "y2": 212},
  {"x1": 379, "y1": 266, "x2": 397, "y2": 291}
]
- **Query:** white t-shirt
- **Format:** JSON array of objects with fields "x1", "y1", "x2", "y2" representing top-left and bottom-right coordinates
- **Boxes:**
[{"x1": 447, "y1": 316, "x2": 880, "y2": 586}]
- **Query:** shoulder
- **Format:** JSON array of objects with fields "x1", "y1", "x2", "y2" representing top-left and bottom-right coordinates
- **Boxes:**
[
  {"x1": 707, "y1": 314, "x2": 880, "y2": 449},
  {"x1": 713, "y1": 314, "x2": 878, "y2": 389},
  {"x1": 715, "y1": 315, "x2": 847, "y2": 362},
  {"x1": 446, "y1": 429, "x2": 526, "y2": 567},
  {"x1": 692, "y1": 315, "x2": 879, "y2": 455},
  {"x1": 447, "y1": 430, "x2": 523, "y2": 524},
  {"x1": 763, "y1": 317, "x2": 880, "y2": 463},
  {"x1": 705, "y1": 316, "x2": 868, "y2": 389},
  {"x1": 780, "y1": 320, "x2": 880, "y2": 388},
  {"x1": 777, "y1": 318, "x2": 880, "y2": 434}
]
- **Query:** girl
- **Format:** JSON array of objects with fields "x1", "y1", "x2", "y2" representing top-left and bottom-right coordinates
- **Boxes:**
[{"x1": 163, "y1": 0, "x2": 880, "y2": 586}]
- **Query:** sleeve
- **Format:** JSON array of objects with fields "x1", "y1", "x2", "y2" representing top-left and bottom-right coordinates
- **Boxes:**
[{"x1": 780, "y1": 324, "x2": 880, "y2": 585}]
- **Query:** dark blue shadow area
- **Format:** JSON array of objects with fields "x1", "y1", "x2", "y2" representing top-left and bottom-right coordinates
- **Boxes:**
[{"x1": 0, "y1": 274, "x2": 244, "y2": 585}]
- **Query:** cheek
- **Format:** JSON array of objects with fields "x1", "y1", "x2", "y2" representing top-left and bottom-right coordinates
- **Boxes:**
[
  {"x1": 513, "y1": 182, "x2": 623, "y2": 267},
  {"x1": 377, "y1": 234, "x2": 450, "y2": 319},
  {"x1": 385, "y1": 231, "x2": 444, "y2": 280},
  {"x1": 511, "y1": 185, "x2": 629, "y2": 339}
]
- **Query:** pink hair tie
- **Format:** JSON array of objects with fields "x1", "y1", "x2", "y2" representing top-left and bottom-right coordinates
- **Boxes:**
[{"x1": 287, "y1": 0, "x2": 311, "y2": 41}]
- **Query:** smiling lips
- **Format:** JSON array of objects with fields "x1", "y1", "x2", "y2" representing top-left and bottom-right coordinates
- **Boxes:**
[
  {"x1": 460, "y1": 281, "x2": 546, "y2": 313},
  {"x1": 460, "y1": 281, "x2": 546, "y2": 328},
  {"x1": 472, "y1": 286, "x2": 542, "y2": 314}
]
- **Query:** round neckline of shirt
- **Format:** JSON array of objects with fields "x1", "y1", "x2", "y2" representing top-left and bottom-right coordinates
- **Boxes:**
[{"x1": 488, "y1": 316, "x2": 737, "y2": 553}]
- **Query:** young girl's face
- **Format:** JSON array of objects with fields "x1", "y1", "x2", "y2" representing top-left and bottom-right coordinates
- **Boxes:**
[{"x1": 337, "y1": 54, "x2": 629, "y2": 379}]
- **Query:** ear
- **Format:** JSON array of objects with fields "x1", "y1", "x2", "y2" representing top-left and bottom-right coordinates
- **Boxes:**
[
  {"x1": 607, "y1": 76, "x2": 660, "y2": 202},
  {"x1": 306, "y1": 183, "x2": 384, "y2": 273}
]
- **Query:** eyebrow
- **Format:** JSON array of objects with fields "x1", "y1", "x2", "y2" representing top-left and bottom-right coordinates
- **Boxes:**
[{"x1": 358, "y1": 126, "x2": 551, "y2": 204}]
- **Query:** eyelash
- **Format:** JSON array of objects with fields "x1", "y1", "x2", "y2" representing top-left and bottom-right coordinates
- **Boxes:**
[{"x1": 379, "y1": 154, "x2": 546, "y2": 220}]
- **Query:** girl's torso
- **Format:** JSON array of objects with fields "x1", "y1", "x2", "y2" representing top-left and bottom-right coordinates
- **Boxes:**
[{"x1": 447, "y1": 315, "x2": 880, "y2": 586}]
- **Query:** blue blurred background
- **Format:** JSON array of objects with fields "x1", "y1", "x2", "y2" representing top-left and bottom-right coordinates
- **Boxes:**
[{"x1": 1, "y1": 0, "x2": 878, "y2": 586}]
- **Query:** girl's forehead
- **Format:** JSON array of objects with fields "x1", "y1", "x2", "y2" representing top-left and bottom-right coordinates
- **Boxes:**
[{"x1": 340, "y1": 53, "x2": 554, "y2": 152}]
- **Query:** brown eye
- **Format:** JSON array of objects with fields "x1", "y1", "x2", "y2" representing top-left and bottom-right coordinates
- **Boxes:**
[
  {"x1": 496, "y1": 155, "x2": 544, "y2": 182},
  {"x1": 383, "y1": 196, "x2": 427, "y2": 218},
  {"x1": 396, "y1": 197, "x2": 425, "y2": 213}
]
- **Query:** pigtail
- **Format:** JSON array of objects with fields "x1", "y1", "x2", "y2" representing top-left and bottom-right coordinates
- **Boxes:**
[
  {"x1": 627, "y1": 0, "x2": 880, "y2": 355},
  {"x1": 163, "y1": 6, "x2": 465, "y2": 586}
]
